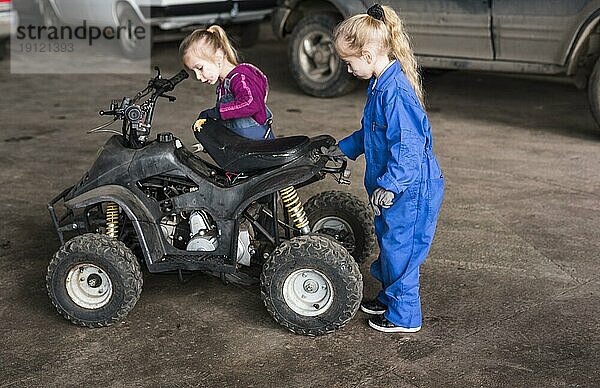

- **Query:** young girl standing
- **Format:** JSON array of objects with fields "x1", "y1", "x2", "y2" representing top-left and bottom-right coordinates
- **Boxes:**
[
  {"x1": 326, "y1": 4, "x2": 444, "y2": 333},
  {"x1": 180, "y1": 25, "x2": 274, "y2": 140}
]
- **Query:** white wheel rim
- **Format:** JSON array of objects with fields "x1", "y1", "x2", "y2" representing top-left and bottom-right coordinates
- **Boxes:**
[
  {"x1": 65, "y1": 263, "x2": 113, "y2": 309},
  {"x1": 312, "y1": 216, "x2": 356, "y2": 253},
  {"x1": 283, "y1": 268, "x2": 333, "y2": 316}
]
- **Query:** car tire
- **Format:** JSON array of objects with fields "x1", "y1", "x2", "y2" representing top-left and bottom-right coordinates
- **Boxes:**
[
  {"x1": 46, "y1": 233, "x2": 143, "y2": 327},
  {"x1": 116, "y1": 4, "x2": 151, "y2": 60},
  {"x1": 261, "y1": 235, "x2": 362, "y2": 336},
  {"x1": 588, "y1": 58, "x2": 600, "y2": 127},
  {"x1": 0, "y1": 38, "x2": 8, "y2": 61},
  {"x1": 304, "y1": 190, "x2": 375, "y2": 264},
  {"x1": 38, "y1": 0, "x2": 61, "y2": 28},
  {"x1": 228, "y1": 22, "x2": 261, "y2": 49},
  {"x1": 288, "y1": 14, "x2": 358, "y2": 97}
]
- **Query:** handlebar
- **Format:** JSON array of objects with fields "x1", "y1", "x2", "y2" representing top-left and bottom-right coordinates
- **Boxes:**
[
  {"x1": 150, "y1": 69, "x2": 189, "y2": 95},
  {"x1": 97, "y1": 67, "x2": 189, "y2": 148},
  {"x1": 168, "y1": 69, "x2": 190, "y2": 89}
]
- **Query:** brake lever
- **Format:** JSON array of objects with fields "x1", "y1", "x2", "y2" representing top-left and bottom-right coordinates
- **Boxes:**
[{"x1": 160, "y1": 93, "x2": 176, "y2": 102}]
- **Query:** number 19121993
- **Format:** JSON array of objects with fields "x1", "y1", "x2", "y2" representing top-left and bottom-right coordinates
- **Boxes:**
[{"x1": 16, "y1": 43, "x2": 74, "y2": 53}]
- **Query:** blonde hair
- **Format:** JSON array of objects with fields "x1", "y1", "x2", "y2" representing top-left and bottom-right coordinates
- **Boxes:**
[
  {"x1": 179, "y1": 25, "x2": 238, "y2": 66},
  {"x1": 333, "y1": 5, "x2": 424, "y2": 106}
]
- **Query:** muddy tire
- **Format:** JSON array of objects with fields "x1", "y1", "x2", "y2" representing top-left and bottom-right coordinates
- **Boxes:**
[
  {"x1": 47, "y1": 233, "x2": 143, "y2": 327},
  {"x1": 288, "y1": 14, "x2": 358, "y2": 97},
  {"x1": 261, "y1": 235, "x2": 362, "y2": 336},
  {"x1": 304, "y1": 190, "x2": 375, "y2": 263}
]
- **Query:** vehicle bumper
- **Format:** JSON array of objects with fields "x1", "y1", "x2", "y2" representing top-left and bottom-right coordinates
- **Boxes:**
[{"x1": 140, "y1": 6, "x2": 272, "y2": 30}]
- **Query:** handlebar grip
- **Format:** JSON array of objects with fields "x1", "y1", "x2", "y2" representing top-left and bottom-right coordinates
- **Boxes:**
[{"x1": 168, "y1": 70, "x2": 189, "y2": 88}]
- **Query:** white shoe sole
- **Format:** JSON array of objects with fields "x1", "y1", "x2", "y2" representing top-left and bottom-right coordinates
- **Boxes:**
[
  {"x1": 360, "y1": 305, "x2": 386, "y2": 315},
  {"x1": 368, "y1": 320, "x2": 421, "y2": 333}
]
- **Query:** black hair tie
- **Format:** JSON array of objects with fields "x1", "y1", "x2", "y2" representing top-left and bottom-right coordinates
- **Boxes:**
[{"x1": 367, "y1": 3, "x2": 385, "y2": 21}]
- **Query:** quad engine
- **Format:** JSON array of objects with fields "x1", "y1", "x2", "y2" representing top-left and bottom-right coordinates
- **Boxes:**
[
  {"x1": 139, "y1": 176, "x2": 253, "y2": 266},
  {"x1": 159, "y1": 210, "x2": 252, "y2": 266}
]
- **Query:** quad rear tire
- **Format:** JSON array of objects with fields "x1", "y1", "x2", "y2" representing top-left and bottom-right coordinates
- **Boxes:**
[
  {"x1": 304, "y1": 190, "x2": 375, "y2": 263},
  {"x1": 261, "y1": 235, "x2": 362, "y2": 336},
  {"x1": 46, "y1": 233, "x2": 143, "y2": 327}
]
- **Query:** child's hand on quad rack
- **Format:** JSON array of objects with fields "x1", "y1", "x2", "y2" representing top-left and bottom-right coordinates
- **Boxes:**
[{"x1": 320, "y1": 144, "x2": 345, "y2": 159}]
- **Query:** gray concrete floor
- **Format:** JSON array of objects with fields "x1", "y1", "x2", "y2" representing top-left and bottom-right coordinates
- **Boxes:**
[{"x1": 1, "y1": 27, "x2": 600, "y2": 387}]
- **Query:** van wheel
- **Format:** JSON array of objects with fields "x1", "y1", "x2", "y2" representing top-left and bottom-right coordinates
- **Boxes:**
[
  {"x1": 288, "y1": 14, "x2": 358, "y2": 97},
  {"x1": 0, "y1": 39, "x2": 8, "y2": 61},
  {"x1": 39, "y1": 0, "x2": 61, "y2": 28},
  {"x1": 228, "y1": 22, "x2": 260, "y2": 48},
  {"x1": 116, "y1": 5, "x2": 151, "y2": 60},
  {"x1": 588, "y1": 58, "x2": 600, "y2": 127}
]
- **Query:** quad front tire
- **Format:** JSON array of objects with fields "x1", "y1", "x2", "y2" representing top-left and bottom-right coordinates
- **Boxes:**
[
  {"x1": 261, "y1": 235, "x2": 362, "y2": 336},
  {"x1": 46, "y1": 233, "x2": 143, "y2": 327}
]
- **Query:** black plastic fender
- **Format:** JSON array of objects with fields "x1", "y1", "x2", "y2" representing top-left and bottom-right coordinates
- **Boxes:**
[{"x1": 64, "y1": 184, "x2": 166, "y2": 267}]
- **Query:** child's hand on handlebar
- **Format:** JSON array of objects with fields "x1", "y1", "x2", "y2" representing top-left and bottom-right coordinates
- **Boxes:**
[{"x1": 192, "y1": 118, "x2": 207, "y2": 131}]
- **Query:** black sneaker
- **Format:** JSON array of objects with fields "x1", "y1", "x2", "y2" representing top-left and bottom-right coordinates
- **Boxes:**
[
  {"x1": 368, "y1": 314, "x2": 421, "y2": 333},
  {"x1": 360, "y1": 299, "x2": 387, "y2": 315}
]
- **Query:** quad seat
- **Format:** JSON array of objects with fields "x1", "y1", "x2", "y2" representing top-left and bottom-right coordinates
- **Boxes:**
[{"x1": 194, "y1": 119, "x2": 313, "y2": 173}]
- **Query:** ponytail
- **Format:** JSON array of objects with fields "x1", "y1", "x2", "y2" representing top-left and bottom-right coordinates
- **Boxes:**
[
  {"x1": 333, "y1": 5, "x2": 424, "y2": 107},
  {"x1": 179, "y1": 25, "x2": 238, "y2": 66},
  {"x1": 381, "y1": 6, "x2": 424, "y2": 106}
]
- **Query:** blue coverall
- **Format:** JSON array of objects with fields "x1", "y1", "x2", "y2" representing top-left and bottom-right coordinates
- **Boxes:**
[{"x1": 338, "y1": 60, "x2": 444, "y2": 328}]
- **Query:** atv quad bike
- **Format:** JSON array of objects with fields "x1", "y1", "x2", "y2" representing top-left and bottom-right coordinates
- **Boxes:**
[{"x1": 46, "y1": 68, "x2": 375, "y2": 336}]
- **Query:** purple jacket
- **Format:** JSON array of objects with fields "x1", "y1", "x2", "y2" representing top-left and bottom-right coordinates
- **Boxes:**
[{"x1": 217, "y1": 63, "x2": 269, "y2": 125}]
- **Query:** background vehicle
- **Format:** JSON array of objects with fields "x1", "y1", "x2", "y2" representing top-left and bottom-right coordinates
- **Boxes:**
[
  {"x1": 0, "y1": 0, "x2": 18, "y2": 60},
  {"x1": 36, "y1": 0, "x2": 277, "y2": 57},
  {"x1": 273, "y1": 0, "x2": 600, "y2": 127},
  {"x1": 46, "y1": 68, "x2": 375, "y2": 336}
]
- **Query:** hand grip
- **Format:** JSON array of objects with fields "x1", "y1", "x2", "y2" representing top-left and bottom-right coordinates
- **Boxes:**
[{"x1": 168, "y1": 70, "x2": 189, "y2": 88}]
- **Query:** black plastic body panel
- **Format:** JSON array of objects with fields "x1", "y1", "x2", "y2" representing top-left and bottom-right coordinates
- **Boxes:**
[{"x1": 53, "y1": 130, "x2": 335, "y2": 273}]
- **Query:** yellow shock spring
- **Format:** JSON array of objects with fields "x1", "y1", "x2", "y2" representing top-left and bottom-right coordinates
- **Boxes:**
[
  {"x1": 105, "y1": 202, "x2": 120, "y2": 239},
  {"x1": 279, "y1": 186, "x2": 310, "y2": 233}
]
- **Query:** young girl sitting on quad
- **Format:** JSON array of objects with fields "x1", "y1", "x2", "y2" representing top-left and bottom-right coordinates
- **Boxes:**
[{"x1": 180, "y1": 25, "x2": 274, "y2": 140}]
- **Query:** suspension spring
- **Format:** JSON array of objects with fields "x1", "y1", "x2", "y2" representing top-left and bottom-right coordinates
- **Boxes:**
[
  {"x1": 105, "y1": 202, "x2": 120, "y2": 239},
  {"x1": 279, "y1": 186, "x2": 310, "y2": 234}
]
